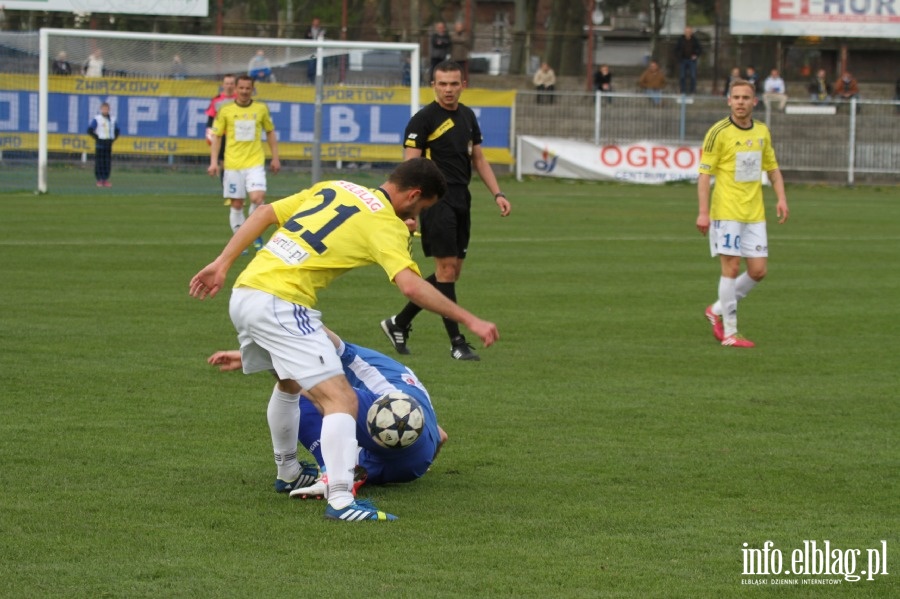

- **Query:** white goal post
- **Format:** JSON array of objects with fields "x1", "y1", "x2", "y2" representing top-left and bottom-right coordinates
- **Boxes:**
[{"x1": 36, "y1": 27, "x2": 421, "y2": 193}]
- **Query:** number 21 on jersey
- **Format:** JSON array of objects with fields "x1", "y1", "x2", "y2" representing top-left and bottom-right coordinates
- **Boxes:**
[{"x1": 281, "y1": 188, "x2": 361, "y2": 254}]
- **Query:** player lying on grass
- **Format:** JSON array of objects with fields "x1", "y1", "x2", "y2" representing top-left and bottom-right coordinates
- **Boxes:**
[{"x1": 208, "y1": 327, "x2": 448, "y2": 499}]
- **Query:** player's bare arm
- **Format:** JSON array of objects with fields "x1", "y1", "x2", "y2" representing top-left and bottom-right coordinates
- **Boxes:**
[
  {"x1": 472, "y1": 145, "x2": 511, "y2": 217},
  {"x1": 189, "y1": 204, "x2": 278, "y2": 299},
  {"x1": 696, "y1": 173, "x2": 712, "y2": 235},
  {"x1": 393, "y1": 268, "x2": 499, "y2": 347},
  {"x1": 768, "y1": 168, "x2": 789, "y2": 224},
  {"x1": 208, "y1": 135, "x2": 222, "y2": 176},
  {"x1": 267, "y1": 131, "x2": 281, "y2": 174}
]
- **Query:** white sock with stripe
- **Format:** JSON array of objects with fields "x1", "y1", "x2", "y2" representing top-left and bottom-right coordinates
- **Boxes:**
[
  {"x1": 267, "y1": 384, "x2": 301, "y2": 482},
  {"x1": 718, "y1": 276, "x2": 738, "y2": 337},
  {"x1": 712, "y1": 272, "x2": 758, "y2": 318},
  {"x1": 734, "y1": 272, "x2": 758, "y2": 302},
  {"x1": 320, "y1": 413, "x2": 358, "y2": 510}
]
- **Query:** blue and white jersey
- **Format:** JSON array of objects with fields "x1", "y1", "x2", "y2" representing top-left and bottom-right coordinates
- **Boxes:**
[
  {"x1": 298, "y1": 341, "x2": 441, "y2": 484},
  {"x1": 339, "y1": 341, "x2": 438, "y2": 433}
]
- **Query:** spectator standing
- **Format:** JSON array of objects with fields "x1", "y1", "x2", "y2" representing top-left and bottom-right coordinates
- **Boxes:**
[
  {"x1": 449, "y1": 21, "x2": 470, "y2": 80},
  {"x1": 87, "y1": 102, "x2": 119, "y2": 188},
  {"x1": 305, "y1": 17, "x2": 325, "y2": 83},
  {"x1": 594, "y1": 64, "x2": 613, "y2": 103},
  {"x1": 724, "y1": 67, "x2": 741, "y2": 97},
  {"x1": 208, "y1": 75, "x2": 280, "y2": 248},
  {"x1": 763, "y1": 68, "x2": 789, "y2": 111},
  {"x1": 380, "y1": 61, "x2": 511, "y2": 362},
  {"x1": 172, "y1": 54, "x2": 187, "y2": 80},
  {"x1": 430, "y1": 22, "x2": 451, "y2": 77},
  {"x1": 834, "y1": 71, "x2": 860, "y2": 101},
  {"x1": 674, "y1": 26, "x2": 701, "y2": 94},
  {"x1": 83, "y1": 49, "x2": 104, "y2": 78},
  {"x1": 401, "y1": 55, "x2": 412, "y2": 86},
  {"x1": 52, "y1": 51, "x2": 72, "y2": 75},
  {"x1": 532, "y1": 62, "x2": 557, "y2": 105},
  {"x1": 248, "y1": 50, "x2": 273, "y2": 83},
  {"x1": 808, "y1": 68, "x2": 833, "y2": 103},
  {"x1": 638, "y1": 59, "x2": 667, "y2": 105}
]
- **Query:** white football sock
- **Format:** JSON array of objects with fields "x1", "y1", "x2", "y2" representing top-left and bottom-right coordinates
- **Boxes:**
[
  {"x1": 267, "y1": 384, "x2": 301, "y2": 482},
  {"x1": 713, "y1": 272, "x2": 758, "y2": 316},
  {"x1": 718, "y1": 276, "x2": 738, "y2": 337},
  {"x1": 735, "y1": 272, "x2": 759, "y2": 300},
  {"x1": 320, "y1": 413, "x2": 358, "y2": 510},
  {"x1": 229, "y1": 207, "x2": 245, "y2": 233}
]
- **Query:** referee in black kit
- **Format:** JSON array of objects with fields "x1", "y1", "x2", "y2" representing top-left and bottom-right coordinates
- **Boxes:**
[{"x1": 381, "y1": 60, "x2": 512, "y2": 361}]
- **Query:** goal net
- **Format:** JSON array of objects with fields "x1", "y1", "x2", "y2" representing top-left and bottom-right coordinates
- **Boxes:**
[{"x1": 0, "y1": 28, "x2": 421, "y2": 194}]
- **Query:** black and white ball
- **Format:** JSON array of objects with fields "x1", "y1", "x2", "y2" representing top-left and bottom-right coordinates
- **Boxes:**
[{"x1": 366, "y1": 392, "x2": 425, "y2": 449}]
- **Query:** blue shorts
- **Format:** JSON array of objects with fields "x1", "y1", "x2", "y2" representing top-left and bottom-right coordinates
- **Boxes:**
[{"x1": 298, "y1": 387, "x2": 439, "y2": 485}]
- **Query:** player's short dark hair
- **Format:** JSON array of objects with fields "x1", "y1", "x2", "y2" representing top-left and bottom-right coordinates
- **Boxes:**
[
  {"x1": 236, "y1": 74, "x2": 254, "y2": 85},
  {"x1": 433, "y1": 60, "x2": 463, "y2": 78},
  {"x1": 388, "y1": 158, "x2": 447, "y2": 201}
]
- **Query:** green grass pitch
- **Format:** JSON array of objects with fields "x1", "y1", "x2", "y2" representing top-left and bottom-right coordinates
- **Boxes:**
[{"x1": 0, "y1": 171, "x2": 897, "y2": 598}]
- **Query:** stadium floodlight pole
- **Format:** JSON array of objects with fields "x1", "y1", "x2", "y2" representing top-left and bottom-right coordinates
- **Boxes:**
[{"x1": 36, "y1": 28, "x2": 420, "y2": 193}]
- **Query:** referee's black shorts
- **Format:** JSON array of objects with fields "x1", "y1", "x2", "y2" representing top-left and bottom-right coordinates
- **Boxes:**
[{"x1": 419, "y1": 185, "x2": 471, "y2": 259}]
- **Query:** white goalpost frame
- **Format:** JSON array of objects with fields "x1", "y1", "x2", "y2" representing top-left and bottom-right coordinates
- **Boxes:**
[{"x1": 37, "y1": 27, "x2": 421, "y2": 193}]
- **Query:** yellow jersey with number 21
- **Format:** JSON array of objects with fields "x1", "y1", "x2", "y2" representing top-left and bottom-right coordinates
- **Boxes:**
[
  {"x1": 698, "y1": 117, "x2": 779, "y2": 223},
  {"x1": 234, "y1": 180, "x2": 421, "y2": 308}
]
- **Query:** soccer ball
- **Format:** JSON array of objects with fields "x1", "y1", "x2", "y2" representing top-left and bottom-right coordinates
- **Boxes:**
[{"x1": 366, "y1": 392, "x2": 425, "y2": 449}]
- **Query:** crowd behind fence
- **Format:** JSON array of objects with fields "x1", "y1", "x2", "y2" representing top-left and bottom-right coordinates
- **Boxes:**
[{"x1": 515, "y1": 90, "x2": 899, "y2": 185}]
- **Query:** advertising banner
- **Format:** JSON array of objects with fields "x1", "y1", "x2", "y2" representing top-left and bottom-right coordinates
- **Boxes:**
[
  {"x1": 731, "y1": 0, "x2": 900, "y2": 38},
  {"x1": 517, "y1": 136, "x2": 701, "y2": 184},
  {"x1": 0, "y1": 76, "x2": 515, "y2": 164},
  {"x1": 0, "y1": 1, "x2": 208, "y2": 16}
]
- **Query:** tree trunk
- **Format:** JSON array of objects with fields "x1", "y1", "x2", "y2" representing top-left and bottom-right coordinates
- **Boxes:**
[
  {"x1": 547, "y1": 0, "x2": 584, "y2": 77},
  {"x1": 508, "y1": 0, "x2": 529, "y2": 75}
]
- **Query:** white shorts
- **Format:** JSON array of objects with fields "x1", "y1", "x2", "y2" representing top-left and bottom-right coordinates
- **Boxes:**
[
  {"x1": 228, "y1": 287, "x2": 343, "y2": 390},
  {"x1": 709, "y1": 220, "x2": 768, "y2": 258},
  {"x1": 222, "y1": 165, "x2": 267, "y2": 200}
]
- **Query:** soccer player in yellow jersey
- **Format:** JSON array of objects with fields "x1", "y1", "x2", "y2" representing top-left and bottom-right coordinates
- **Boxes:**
[
  {"x1": 208, "y1": 75, "x2": 280, "y2": 248},
  {"x1": 696, "y1": 79, "x2": 789, "y2": 348},
  {"x1": 189, "y1": 158, "x2": 500, "y2": 521}
]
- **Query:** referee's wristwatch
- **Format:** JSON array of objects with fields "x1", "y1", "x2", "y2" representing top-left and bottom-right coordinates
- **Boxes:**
[{"x1": 494, "y1": 192, "x2": 506, "y2": 200}]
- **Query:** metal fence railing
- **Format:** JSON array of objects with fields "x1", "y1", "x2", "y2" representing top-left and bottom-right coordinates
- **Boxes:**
[{"x1": 514, "y1": 90, "x2": 900, "y2": 184}]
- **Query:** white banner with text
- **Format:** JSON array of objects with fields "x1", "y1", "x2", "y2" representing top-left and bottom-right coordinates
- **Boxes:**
[
  {"x1": 517, "y1": 136, "x2": 701, "y2": 184},
  {"x1": 730, "y1": 0, "x2": 900, "y2": 38},
  {"x1": 2, "y1": 0, "x2": 208, "y2": 16}
]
